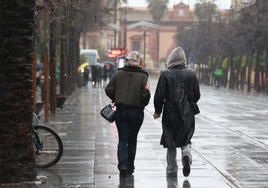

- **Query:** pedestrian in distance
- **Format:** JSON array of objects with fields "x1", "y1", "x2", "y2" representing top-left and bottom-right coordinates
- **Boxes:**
[
  {"x1": 83, "y1": 65, "x2": 89, "y2": 86},
  {"x1": 103, "y1": 66, "x2": 108, "y2": 86},
  {"x1": 153, "y1": 47, "x2": 200, "y2": 177},
  {"x1": 97, "y1": 67, "x2": 103, "y2": 87},
  {"x1": 108, "y1": 66, "x2": 115, "y2": 80},
  {"x1": 91, "y1": 66, "x2": 98, "y2": 87},
  {"x1": 36, "y1": 67, "x2": 42, "y2": 91},
  {"x1": 213, "y1": 68, "x2": 222, "y2": 89},
  {"x1": 105, "y1": 51, "x2": 151, "y2": 180},
  {"x1": 56, "y1": 65, "x2": 60, "y2": 86}
]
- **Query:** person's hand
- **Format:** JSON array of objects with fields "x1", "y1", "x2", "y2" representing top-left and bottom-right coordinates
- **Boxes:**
[{"x1": 153, "y1": 112, "x2": 160, "y2": 119}]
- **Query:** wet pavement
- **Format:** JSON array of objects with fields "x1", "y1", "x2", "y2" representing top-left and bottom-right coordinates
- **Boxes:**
[{"x1": 2, "y1": 79, "x2": 268, "y2": 188}]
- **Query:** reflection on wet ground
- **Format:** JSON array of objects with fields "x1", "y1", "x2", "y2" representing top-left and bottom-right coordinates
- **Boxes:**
[
  {"x1": 118, "y1": 176, "x2": 189, "y2": 188},
  {"x1": 2, "y1": 79, "x2": 268, "y2": 187}
]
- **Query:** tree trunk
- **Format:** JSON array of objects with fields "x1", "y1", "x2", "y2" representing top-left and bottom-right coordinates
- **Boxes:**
[
  {"x1": 49, "y1": 6, "x2": 57, "y2": 112},
  {"x1": 0, "y1": 0, "x2": 37, "y2": 183},
  {"x1": 222, "y1": 69, "x2": 228, "y2": 88},
  {"x1": 241, "y1": 66, "x2": 246, "y2": 91},
  {"x1": 67, "y1": 25, "x2": 74, "y2": 96},
  {"x1": 236, "y1": 55, "x2": 243, "y2": 90},
  {"x1": 60, "y1": 22, "x2": 67, "y2": 97},
  {"x1": 265, "y1": 49, "x2": 268, "y2": 92},
  {"x1": 74, "y1": 32, "x2": 80, "y2": 89},
  {"x1": 229, "y1": 55, "x2": 234, "y2": 89},
  {"x1": 255, "y1": 50, "x2": 260, "y2": 92},
  {"x1": 247, "y1": 52, "x2": 254, "y2": 93},
  {"x1": 262, "y1": 71, "x2": 265, "y2": 92},
  {"x1": 83, "y1": 31, "x2": 87, "y2": 49}
]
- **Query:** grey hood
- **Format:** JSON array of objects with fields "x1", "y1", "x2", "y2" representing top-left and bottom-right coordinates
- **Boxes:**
[{"x1": 166, "y1": 47, "x2": 186, "y2": 69}]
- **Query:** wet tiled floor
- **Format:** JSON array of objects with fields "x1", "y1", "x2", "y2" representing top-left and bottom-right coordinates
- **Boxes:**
[{"x1": 2, "y1": 79, "x2": 268, "y2": 188}]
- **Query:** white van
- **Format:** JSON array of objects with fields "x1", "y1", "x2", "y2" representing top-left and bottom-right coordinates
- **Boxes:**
[
  {"x1": 80, "y1": 49, "x2": 99, "y2": 81},
  {"x1": 80, "y1": 49, "x2": 98, "y2": 65}
]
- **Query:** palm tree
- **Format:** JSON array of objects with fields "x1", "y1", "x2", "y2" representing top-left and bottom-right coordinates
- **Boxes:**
[
  {"x1": 108, "y1": 0, "x2": 128, "y2": 47},
  {"x1": 146, "y1": 0, "x2": 169, "y2": 63},
  {"x1": 0, "y1": 0, "x2": 37, "y2": 183},
  {"x1": 194, "y1": 0, "x2": 217, "y2": 21},
  {"x1": 146, "y1": 0, "x2": 168, "y2": 23}
]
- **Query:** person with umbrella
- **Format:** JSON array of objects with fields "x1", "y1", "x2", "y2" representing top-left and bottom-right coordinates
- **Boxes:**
[
  {"x1": 83, "y1": 66, "x2": 89, "y2": 86},
  {"x1": 91, "y1": 65, "x2": 98, "y2": 87},
  {"x1": 36, "y1": 67, "x2": 42, "y2": 90},
  {"x1": 97, "y1": 67, "x2": 103, "y2": 87},
  {"x1": 108, "y1": 66, "x2": 115, "y2": 80},
  {"x1": 103, "y1": 66, "x2": 108, "y2": 86}
]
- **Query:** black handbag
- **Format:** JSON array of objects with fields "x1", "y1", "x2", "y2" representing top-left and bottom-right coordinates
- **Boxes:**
[{"x1": 100, "y1": 103, "x2": 115, "y2": 123}]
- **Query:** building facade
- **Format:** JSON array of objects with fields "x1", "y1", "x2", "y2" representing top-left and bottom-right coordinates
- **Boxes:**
[
  {"x1": 231, "y1": 0, "x2": 256, "y2": 11},
  {"x1": 118, "y1": 2, "x2": 196, "y2": 69}
]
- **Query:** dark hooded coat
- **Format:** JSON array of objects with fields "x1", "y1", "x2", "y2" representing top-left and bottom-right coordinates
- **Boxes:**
[{"x1": 154, "y1": 47, "x2": 200, "y2": 148}]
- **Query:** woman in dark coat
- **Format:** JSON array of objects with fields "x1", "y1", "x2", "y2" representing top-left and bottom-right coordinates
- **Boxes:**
[
  {"x1": 153, "y1": 47, "x2": 200, "y2": 177},
  {"x1": 105, "y1": 51, "x2": 151, "y2": 179}
]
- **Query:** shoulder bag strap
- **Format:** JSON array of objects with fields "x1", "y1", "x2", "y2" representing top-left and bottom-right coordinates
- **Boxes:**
[
  {"x1": 169, "y1": 69, "x2": 192, "y2": 102},
  {"x1": 169, "y1": 69, "x2": 185, "y2": 88}
]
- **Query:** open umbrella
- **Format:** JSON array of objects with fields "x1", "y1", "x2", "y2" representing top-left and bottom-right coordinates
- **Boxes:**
[
  {"x1": 91, "y1": 62, "x2": 104, "y2": 68},
  {"x1": 105, "y1": 61, "x2": 115, "y2": 66},
  {"x1": 101, "y1": 62, "x2": 110, "y2": 68},
  {"x1": 36, "y1": 63, "x2": 44, "y2": 70},
  {"x1": 78, "y1": 62, "x2": 89, "y2": 72}
]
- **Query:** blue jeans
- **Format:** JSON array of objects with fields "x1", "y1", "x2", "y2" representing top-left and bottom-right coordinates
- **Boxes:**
[{"x1": 115, "y1": 107, "x2": 144, "y2": 172}]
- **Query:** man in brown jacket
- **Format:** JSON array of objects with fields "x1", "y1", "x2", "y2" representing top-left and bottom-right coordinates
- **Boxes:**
[{"x1": 105, "y1": 51, "x2": 150, "y2": 179}]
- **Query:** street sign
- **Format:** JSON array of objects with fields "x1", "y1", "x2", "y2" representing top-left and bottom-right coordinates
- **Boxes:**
[
  {"x1": 108, "y1": 54, "x2": 117, "y2": 58},
  {"x1": 108, "y1": 48, "x2": 127, "y2": 58},
  {"x1": 190, "y1": 52, "x2": 195, "y2": 62}
]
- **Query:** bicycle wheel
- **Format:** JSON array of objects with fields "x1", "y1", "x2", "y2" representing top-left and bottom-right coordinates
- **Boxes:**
[{"x1": 34, "y1": 125, "x2": 63, "y2": 168}]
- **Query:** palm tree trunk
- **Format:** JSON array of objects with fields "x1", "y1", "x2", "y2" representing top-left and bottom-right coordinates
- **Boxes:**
[{"x1": 0, "y1": 0, "x2": 37, "y2": 183}]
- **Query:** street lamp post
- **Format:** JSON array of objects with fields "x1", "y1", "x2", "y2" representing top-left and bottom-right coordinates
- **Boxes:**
[
  {"x1": 124, "y1": 7, "x2": 127, "y2": 49},
  {"x1": 143, "y1": 26, "x2": 146, "y2": 69}
]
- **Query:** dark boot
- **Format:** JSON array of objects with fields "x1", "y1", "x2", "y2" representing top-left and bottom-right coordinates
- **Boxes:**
[
  {"x1": 182, "y1": 155, "x2": 191, "y2": 177},
  {"x1": 119, "y1": 167, "x2": 127, "y2": 179}
]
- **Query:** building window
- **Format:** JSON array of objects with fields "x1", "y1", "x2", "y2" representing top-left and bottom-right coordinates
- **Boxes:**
[
  {"x1": 132, "y1": 41, "x2": 140, "y2": 51},
  {"x1": 178, "y1": 10, "x2": 185, "y2": 16}
]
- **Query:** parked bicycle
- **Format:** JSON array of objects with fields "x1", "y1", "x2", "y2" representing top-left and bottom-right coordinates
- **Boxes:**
[{"x1": 32, "y1": 113, "x2": 63, "y2": 168}]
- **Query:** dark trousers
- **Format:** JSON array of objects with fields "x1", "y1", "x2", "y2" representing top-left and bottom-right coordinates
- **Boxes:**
[{"x1": 115, "y1": 107, "x2": 144, "y2": 172}]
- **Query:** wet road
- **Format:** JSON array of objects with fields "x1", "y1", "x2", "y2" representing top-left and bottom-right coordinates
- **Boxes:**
[{"x1": 2, "y1": 79, "x2": 268, "y2": 188}]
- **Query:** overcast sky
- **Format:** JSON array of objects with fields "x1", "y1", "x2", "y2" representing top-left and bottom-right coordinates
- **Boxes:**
[{"x1": 122, "y1": 0, "x2": 231, "y2": 10}]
